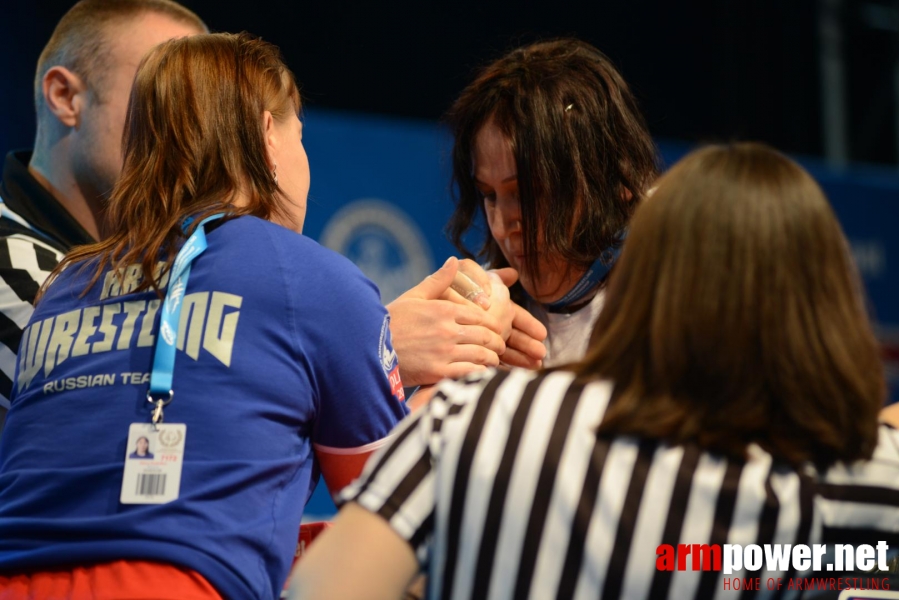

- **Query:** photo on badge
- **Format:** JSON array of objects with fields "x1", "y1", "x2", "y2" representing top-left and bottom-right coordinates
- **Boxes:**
[
  {"x1": 128, "y1": 433, "x2": 155, "y2": 460},
  {"x1": 120, "y1": 422, "x2": 186, "y2": 505}
]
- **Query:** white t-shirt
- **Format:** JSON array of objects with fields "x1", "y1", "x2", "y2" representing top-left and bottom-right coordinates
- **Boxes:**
[{"x1": 528, "y1": 289, "x2": 606, "y2": 368}]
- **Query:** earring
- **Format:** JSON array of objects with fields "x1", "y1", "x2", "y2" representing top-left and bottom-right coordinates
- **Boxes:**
[{"x1": 272, "y1": 164, "x2": 279, "y2": 186}]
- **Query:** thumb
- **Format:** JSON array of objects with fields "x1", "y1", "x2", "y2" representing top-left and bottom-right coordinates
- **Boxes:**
[
  {"x1": 491, "y1": 267, "x2": 519, "y2": 287},
  {"x1": 405, "y1": 256, "x2": 458, "y2": 300}
]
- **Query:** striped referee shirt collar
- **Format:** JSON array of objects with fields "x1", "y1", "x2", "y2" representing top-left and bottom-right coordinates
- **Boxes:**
[{"x1": 1, "y1": 150, "x2": 95, "y2": 251}]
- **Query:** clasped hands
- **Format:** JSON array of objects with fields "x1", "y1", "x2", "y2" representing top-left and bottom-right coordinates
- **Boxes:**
[{"x1": 387, "y1": 256, "x2": 547, "y2": 388}]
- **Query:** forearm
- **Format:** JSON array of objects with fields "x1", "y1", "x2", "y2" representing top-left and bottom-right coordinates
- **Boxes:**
[{"x1": 289, "y1": 503, "x2": 419, "y2": 600}]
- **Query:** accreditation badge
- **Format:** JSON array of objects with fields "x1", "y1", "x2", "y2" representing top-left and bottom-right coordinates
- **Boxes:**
[{"x1": 120, "y1": 422, "x2": 186, "y2": 504}]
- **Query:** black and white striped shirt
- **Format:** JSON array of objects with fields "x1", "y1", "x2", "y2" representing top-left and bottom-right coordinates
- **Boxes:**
[
  {"x1": 0, "y1": 219, "x2": 63, "y2": 415},
  {"x1": 341, "y1": 368, "x2": 899, "y2": 600},
  {"x1": 0, "y1": 150, "x2": 93, "y2": 429}
]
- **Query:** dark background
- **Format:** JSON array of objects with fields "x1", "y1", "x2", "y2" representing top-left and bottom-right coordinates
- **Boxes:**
[{"x1": 2, "y1": 0, "x2": 898, "y2": 167}]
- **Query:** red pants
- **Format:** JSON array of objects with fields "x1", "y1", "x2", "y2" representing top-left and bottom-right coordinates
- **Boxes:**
[{"x1": 0, "y1": 560, "x2": 222, "y2": 600}]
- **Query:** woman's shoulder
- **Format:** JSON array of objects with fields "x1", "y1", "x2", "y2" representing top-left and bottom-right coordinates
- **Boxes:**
[
  {"x1": 820, "y1": 424, "x2": 899, "y2": 487},
  {"x1": 432, "y1": 368, "x2": 612, "y2": 432},
  {"x1": 218, "y1": 216, "x2": 363, "y2": 274},
  {"x1": 448, "y1": 368, "x2": 613, "y2": 402},
  {"x1": 34, "y1": 257, "x2": 104, "y2": 315},
  {"x1": 214, "y1": 216, "x2": 382, "y2": 304},
  {"x1": 814, "y1": 424, "x2": 899, "y2": 537}
]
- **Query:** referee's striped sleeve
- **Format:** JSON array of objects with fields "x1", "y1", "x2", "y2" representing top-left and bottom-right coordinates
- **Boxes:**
[
  {"x1": 816, "y1": 424, "x2": 899, "y2": 546},
  {"x1": 0, "y1": 233, "x2": 63, "y2": 411},
  {"x1": 338, "y1": 370, "x2": 497, "y2": 565}
]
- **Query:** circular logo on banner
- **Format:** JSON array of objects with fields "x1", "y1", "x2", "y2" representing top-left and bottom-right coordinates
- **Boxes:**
[{"x1": 320, "y1": 199, "x2": 434, "y2": 304}]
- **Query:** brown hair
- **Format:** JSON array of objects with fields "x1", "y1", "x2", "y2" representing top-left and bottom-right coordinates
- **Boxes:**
[
  {"x1": 575, "y1": 142, "x2": 885, "y2": 468},
  {"x1": 34, "y1": 0, "x2": 206, "y2": 111},
  {"x1": 445, "y1": 38, "x2": 658, "y2": 288},
  {"x1": 42, "y1": 32, "x2": 301, "y2": 298}
]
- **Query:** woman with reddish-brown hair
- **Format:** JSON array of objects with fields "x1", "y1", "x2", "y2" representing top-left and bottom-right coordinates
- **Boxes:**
[
  {"x1": 0, "y1": 33, "x2": 410, "y2": 599},
  {"x1": 291, "y1": 143, "x2": 898, "y2": 600}
]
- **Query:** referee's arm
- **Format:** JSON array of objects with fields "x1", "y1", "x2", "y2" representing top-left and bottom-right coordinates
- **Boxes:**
[
  {"x1": 0, "y1": 234, "x2": 64, "y2": 434},
  {"x1": 288, "y1": 502, "x2": 418, "y2": 600}
]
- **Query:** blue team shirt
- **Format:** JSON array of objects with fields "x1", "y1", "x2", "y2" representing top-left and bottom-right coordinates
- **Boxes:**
[{"x1": 0, "y1": 216, "x2": 409, "y2": 598}]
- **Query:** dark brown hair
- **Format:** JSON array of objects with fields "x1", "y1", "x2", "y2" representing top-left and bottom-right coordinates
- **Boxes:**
[
  {"x1": 576, "y1": 142, "x2": 885, "y2": 468},
  {"x1": 445, "y1": 38, "x2": 658, "y2": 287},
  {"x1": 34, "y1": 0, "x2": 207, "y2": 111},
  {"x1": 42, "y1": 32, "x2": 300, "y2": 299}
]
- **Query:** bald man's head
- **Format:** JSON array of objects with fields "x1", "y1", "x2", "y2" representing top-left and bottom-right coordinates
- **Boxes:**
[{"x1": 31, "y1": 0, "x2": 206, "y2": 216}]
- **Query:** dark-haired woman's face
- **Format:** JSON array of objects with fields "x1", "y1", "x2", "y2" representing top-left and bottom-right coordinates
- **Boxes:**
[
  {"x1": 136, "y1": 437, "x2": 149, "y2": 455},
  {"x1": 473, "y1": 121, "x2": 585, "y2": 303}
]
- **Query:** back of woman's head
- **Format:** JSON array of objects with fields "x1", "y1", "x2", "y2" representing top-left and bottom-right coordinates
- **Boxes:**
[
  {"x1": 446, "y1": 38, "x2": 658, "y2": 277},
  {"x1": 52, "y1": 32, "x2": 300, "y2": 296},
  {"x1": 114, "y1": 31, "x2": 299, "y2": 235},
  {"x1": 579, "y1": 142, "x2": 885, "y2": 468}
]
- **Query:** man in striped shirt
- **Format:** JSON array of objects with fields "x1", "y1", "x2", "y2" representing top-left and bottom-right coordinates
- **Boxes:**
[
  {"x1": 0, "y1": 0, "x2": 207, "y2": 431},
  {"x1": 289, "y1": 144, "x2": 898, "y2": 599}
]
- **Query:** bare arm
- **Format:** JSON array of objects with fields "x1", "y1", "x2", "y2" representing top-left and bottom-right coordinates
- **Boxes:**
[
  {"x1": 407, "y1": 384, "x2": 438, "y2": 412},
  {"x1": 389, "y1": 257, "x2": 507, "y2": 387},
  {"x1": 289, "y1": 503, "x2": 419, "y2": 600}
]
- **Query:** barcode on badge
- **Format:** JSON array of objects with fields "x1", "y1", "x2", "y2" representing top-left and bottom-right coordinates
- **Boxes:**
[{"x1": 136, "y1": 473, "x2": 167, "y2": 496}]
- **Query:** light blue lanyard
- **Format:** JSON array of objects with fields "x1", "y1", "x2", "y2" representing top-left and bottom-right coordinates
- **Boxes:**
[
  {"x1": 542, "y1": 230, "x2": 626, "y2": 312},
  {"x1": 147, "y1": 213, "x2": 224, "y2": 423}
]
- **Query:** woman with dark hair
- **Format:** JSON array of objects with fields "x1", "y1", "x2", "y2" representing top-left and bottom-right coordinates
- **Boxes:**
[
  {"x1": 0, "y1": 33, "x2": 408, "y2": 599},
  {"x1": 445, "y1": 38, "x2": 659, "y2": 366},
  {"x1": 128, "y1": 436, "x2": 153, "y2": 459},
  {"x1": 290, "y1": 143, "x2": 898, "y2": 600}
]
